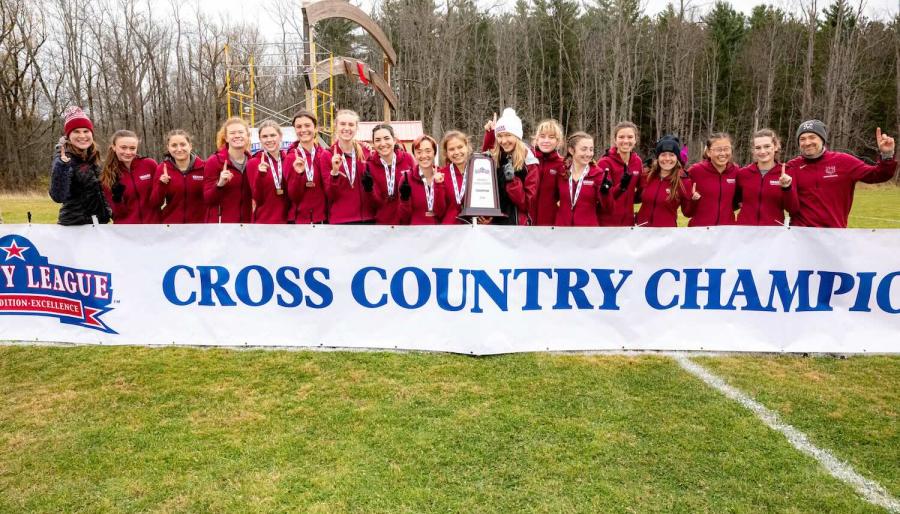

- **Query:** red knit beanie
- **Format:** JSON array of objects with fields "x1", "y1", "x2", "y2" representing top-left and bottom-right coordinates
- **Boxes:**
[{"x1": 63, "y1": 106, "x2": 94, "y2": 136}]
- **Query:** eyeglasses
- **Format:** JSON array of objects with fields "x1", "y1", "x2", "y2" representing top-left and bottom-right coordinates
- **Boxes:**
[{"x1": 710, "y1": 147, "x2": 732, "y2": 154}]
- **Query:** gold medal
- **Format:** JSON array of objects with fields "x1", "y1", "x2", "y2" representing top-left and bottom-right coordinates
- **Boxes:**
[
  {"x1": 276, "y1": 188, "x2": 284, "y2": 195},
  {"x1": 306, "y1": 181, "x2": 315, "y2": 188},
  {"x1": 425, "y1": 211, "x2": 435, "y2": 217}
]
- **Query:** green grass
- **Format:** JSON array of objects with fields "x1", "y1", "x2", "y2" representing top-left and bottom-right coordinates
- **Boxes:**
[
  {"x1": 0, "y1": 347, "x2": 892, "y2": 513},
  {"x1": 695, "y1": 355, "x2": 900, "y2": 499},
  {"x1": 3, "y1": 185, "x2": 899, "y2": 227}
]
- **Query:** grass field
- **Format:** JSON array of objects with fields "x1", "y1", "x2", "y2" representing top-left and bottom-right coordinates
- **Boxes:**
[
  {"x1": 2, "y1": 186, "x2": 898, "y2": 511},
  {"x1": 2, "y1": 184, "x2": 900, "y2": 227},
  {"x1": 0, "y1": 347, "x2": 897, "y2": 513}
]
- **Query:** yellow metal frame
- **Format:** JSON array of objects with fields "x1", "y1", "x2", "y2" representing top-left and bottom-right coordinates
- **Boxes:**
[{"x1": 224, "y1": 41, "x2": 333, "y2": 139}]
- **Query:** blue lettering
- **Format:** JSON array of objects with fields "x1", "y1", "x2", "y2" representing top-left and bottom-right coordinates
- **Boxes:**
[
  {"x1": 235, "y1": 266, "x2": 274, "y2": 306},
  {"x1": 352, "y1": 267, "x2": 387, "y2": 308},
  {"x1": 198, "y1": 266, "x2": 236, "y2": 306},
  {"x1": 765, "y1": 270, "x2": 816, "y2": 312},
  {"x1": 591, "y1": 269, "x2": 632, "y2": 310},
  {"x1": 726, "y1": 269, "x2": 768, "y2": 311},
  {"x1": 876, "y1": 271, "x2": 900, "y2": 314},
  {"x1": 645, "y1": 269, "x2": 680, "y2": 310},
  {"x1": 814, "y1": 271, "x2": 855, "y2": 312},
  {"x1": 553, "y1": 268, "x2": 593, "y2": 310},
  {"x1": 683, "y1": 268, "x2": 730, "y2": 310},
  {"x1": 390, "y1": 267, "x2": 431, "y2": 309},
  {"x1": 162, "y1": 265, "x2": 196, "y2": 306},
  {"x1": 304, "y1": 268, "x2": 332, "y2": 308},
  {"x1": 513, "y1": 268, "x2": 552, "y2": 311},
  {"x1": 850, "y1": 272, "x2": 876, "y2": 312},
  {"x1": 471, "y1": 269, "x2": 510, "y2": 313},
  {"x1": 275, "y1": 267, "x2": 304, "y2": 307},
  {"x1": 433, "y1": 268, "x2": 469, "y2": 312}
]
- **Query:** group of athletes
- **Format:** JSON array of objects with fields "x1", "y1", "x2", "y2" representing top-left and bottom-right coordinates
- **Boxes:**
[{"x1": 49, "y1": 105, "x2": 897, "y2": 228}]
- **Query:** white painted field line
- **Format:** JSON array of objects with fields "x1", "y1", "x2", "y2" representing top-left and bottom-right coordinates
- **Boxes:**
[
  {"x1": 672, "y1": 354, "x2": 900, "y2": 513},
  {"x1": 850, "y1": 215, "x2": 900, "y2": 224}
]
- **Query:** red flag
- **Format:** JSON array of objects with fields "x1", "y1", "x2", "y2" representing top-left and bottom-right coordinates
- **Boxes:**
[{"x1": 356, "y1": 62, "x2": 370, "y2": 86}]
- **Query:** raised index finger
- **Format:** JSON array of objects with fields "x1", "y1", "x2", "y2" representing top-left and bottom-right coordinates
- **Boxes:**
[{"x1": 876, "y1": 127, "x2": 883, "y2": 142}]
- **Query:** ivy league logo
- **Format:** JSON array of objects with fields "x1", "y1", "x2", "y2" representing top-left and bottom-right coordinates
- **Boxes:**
[{"x1": 0, "y1": 234, "x2": 116, "y2": 333}]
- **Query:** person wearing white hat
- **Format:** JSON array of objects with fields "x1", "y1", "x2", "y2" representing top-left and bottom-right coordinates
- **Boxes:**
[{"x1": 484, "y1": 108, "x2": 539, "y2": 225}]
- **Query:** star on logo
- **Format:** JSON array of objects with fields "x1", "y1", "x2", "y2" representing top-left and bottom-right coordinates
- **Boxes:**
[{"x1": 1, "y1": 240, "x2": 29, "y2": 261}]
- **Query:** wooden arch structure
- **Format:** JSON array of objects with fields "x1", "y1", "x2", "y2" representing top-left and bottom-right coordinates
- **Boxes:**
[{"x1": 302, "y1": 0, "x2": 398, "y2": 120}]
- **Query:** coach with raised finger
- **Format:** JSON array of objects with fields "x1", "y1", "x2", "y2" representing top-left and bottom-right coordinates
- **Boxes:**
[{"x1": 785, "y1": 120, "x2": 897, "y2": 228}]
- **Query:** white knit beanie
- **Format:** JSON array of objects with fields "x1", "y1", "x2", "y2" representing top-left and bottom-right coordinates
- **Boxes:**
[{"x1": 494, "y1": 108, "x2": 523, "y2": 141}]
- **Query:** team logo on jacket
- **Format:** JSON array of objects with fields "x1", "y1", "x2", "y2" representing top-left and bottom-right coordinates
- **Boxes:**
[
  {"x1": 0, "y1": 234, "x2": 116, "y2": 333},
  {"x1": 824, "y1": 166, "x2": 837, "y2": 177}
]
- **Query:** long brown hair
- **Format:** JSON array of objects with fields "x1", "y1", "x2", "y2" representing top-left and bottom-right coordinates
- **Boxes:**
[
  {"x1": 646, "y1": 157, "x2": 686, "y2": 203},
  {"x1": 100, "y1": 130, "x2": 138, "y2": 189},
  {"x1": 64, "y1": 139, "x2": 100, "y2": 166}
]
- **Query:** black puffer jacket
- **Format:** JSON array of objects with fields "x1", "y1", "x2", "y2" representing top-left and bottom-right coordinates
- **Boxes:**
[{"x1": 49, "y1": 147, "x2": 112, "y2": 226}]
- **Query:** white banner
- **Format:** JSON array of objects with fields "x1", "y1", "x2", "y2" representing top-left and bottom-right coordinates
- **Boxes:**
[{"x1": 1, "y1": 225, "x2": 898, "y2": 354}]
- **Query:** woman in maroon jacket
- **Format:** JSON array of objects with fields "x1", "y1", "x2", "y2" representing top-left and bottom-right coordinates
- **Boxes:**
[
  {"x1": 597, "y1": 121, "x2": 644, "y2": 226},
  {"x1": 203, "y1": 117, "x2": 253, "y2": 223},
  {"x1": 528, "y1": 119, "x2": 566, "y2": 226},
  {"x1": 403, "y1": 134, "x2": 447, "y2": 225},
  {"x1": 735, "y1": 129, "x2": 798, "y2": 226},
  {"x1": 247, "y1": 120, "x2": 289, "y2": 224},
  {"x1": 325, "y1": 109, "x2": 374, "y2": 224},
  {"x1": 100, "y1": 130, "x2": 159, "y2": 224},
  {"x1": 636, "y1": 136, "x2": 698, "y2": 227},
  {"x1": 555, "y1": 132, "x2": 613, "y2": 227},
  {"x1": 366, "y1": 124, "x2": 416, "y2": 225},
  {"x1": 150, "y1": 129, "x2": 206, "y2": 224},
  {"x1": 686, "y1": 132, "x2": 739, "y2": 226},
  {"x1": 439, "y1": 131, "x2": 473, "y2": 225},
  {"x1": 284, "y1": 110, "x2": 330, "y2": 224}
]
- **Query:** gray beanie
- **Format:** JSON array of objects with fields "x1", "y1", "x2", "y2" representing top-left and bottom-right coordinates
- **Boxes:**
[{"x1": 796, "y1": 119, "x2": 828, "y2": 144}]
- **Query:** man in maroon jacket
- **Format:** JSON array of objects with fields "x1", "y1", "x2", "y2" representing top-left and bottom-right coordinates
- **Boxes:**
[{"x1": 785, "y1": 120, "x2": 896, "y2": 228}]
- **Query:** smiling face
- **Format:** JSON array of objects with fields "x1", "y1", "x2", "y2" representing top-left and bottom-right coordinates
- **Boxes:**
[
  {"x1": 373, "y1": 128, "x2": 395, "y2": 158},
  {"x1": 615, "y1": 127, "x2": 637, "y2": 154},
  {"x1": 226, "y1": 123, "x2": 248, "y2": 150},
  {"x1": 293, "y1": 116, "x2": 317, "y2": 145},
  {"x1": 497, "y1": 132, "x2": 518, "y2": 153},
  {"x1": 414, "y1": 140, "x2": 436, "y2": 169},
  {"x1": 569, "y1": 137, "x2": 594, "y2": 167},
  {"x1": 68, "y1": 128, "x2": 93, "y2": 150},
  {"x1": 259, "y1": 126, "x2": 282, "y2": 153},
  {"x1": 657, "y1": 152, "x2": 677, "y2": 174},
  {"x1": 705, "y1": 137, "x2": 732, "y2": 169},
  {"x1": 445, "y1": 136, "x2": 469, "y2": 167},
  {"x1": 336, "y1": 114, "x2": 358, "y2": 142},
  {"x1": 799, "y1": 132, "x2": 824, "y2": 158},
  {"x1": 167, "y1": 135, "x2": 192, "y2": 162},
  {"x1": 535, "y1": 131, "x2": 559, "y2": 154},
  {"x1": 114, "y1": 136, "x2": 139, "y2": 165},
  {"x1": 752, "y1": 136, "x2": 778, "y2": 167}
]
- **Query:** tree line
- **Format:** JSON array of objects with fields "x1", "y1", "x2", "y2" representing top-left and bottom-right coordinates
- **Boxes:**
[{"x1": 0, "y1": 0, "x2": 898, "y2": 190}]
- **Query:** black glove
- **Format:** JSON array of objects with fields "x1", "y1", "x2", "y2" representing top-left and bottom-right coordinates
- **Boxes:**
[
  {"x1": 600, "y1": 173, "x2": 613, "y2": 194},
  {"x1": 111, "y1": 182, "x2": 125, "y2": 202},
  {"x1": 501, "y1": 162, "x2": 515, "y2": 182},
  {"x1": 399, "y1": 175, "x2": 411, "y2": 201},
  {"x1": 619, "y1": 169, "x2": 633, "y2": 191},
  {"x1": 361, "y1": 170, "x2": 374, "y2": 192}
]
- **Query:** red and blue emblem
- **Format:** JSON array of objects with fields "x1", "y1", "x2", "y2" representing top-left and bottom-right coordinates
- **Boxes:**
[{"x1": 0, "y1": 234, "x2": 116, "y2": 333}]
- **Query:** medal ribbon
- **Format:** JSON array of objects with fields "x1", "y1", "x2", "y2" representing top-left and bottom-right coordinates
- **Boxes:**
[
  {"x1": 449, "y1": 163, "x2": 467, "y2": 205},
  {"x1": 381, "y1": 156, "x2": 397, "y2": 196},
  {"x1": 569, "y1": 164, "x2": 589, "y2": 210}
]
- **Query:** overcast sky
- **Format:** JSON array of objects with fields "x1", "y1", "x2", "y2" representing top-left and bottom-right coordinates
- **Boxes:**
[{"x1": 188, "y1": 0, "x2": 898, "y2": 30}]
